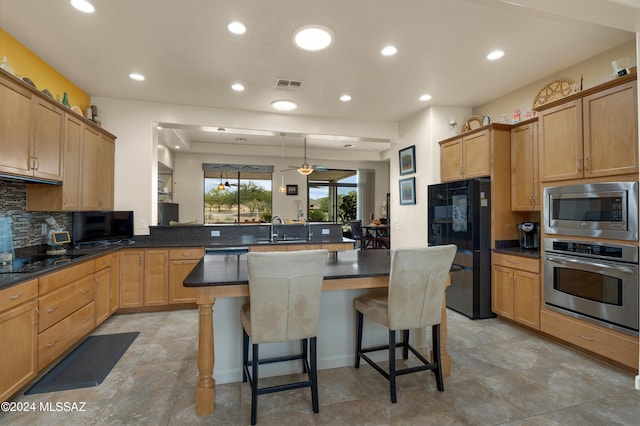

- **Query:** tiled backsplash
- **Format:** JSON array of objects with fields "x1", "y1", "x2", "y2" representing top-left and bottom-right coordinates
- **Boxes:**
[{"x1": 0, "y1": 180, "x2": 72, "y2": 249}]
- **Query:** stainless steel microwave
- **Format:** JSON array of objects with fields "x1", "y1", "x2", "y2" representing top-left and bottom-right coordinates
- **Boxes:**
[{"x1": 543, "y1": 182, "x2": 638, "y2": 241}]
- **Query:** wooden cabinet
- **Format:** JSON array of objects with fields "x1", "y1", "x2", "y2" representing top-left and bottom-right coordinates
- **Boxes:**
[
  {"x1": 511, "y1": 120, "x2": 540, "y2": 211},
  {"x1": 95, "y1": 253, "x2": 118, "y2": 326},
  {"x1": 26, "y1": 114, "x2": 116, "y2": 211},
  {"x1": 169, "y1": 248, "x2": 204, "y2": 304},
  {"x1": 249, "y1": 241, "x2": 354, "y2": 252},
  {"x1": 119, "y1": 249, "x2": 145, "y2": 308},
  {"x1": 440, "y1": 129, "x2": 491, "y2": 182},
  {"x1": 0, "y1": 280, "x2": 38, "y2": 402},
  {"x1": 538, "y1": 77, "x2": 637, "y2": 182},
  {"x1": 0, "y1": 73, "x2": 63, "y2": 182},
  {"x1": 120, "y1": 249, "x2": 172, "y2": 308},
  {"x1": 491, "y1": 252, "x2": 540, "y2": 330},
  {"x1": 37, "y1": 261, "x2": 96, "y2": 371},
  {"x1": 144, "y1": 249, "x2": 169, "y2": 306},
  {"x1": 540, "y1": 308, "x2": 638, "y2": 369}
]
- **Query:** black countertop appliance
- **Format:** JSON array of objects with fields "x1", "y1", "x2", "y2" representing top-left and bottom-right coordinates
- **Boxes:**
[
  {"x1": 158, "y1": 202, "x2": 179, "y2": 226},
  {"x1": 518, "y1": 222, "x2": 540, "y2": 249},
  {"x1": 428, "y1": 178, "x2": 494, "y2": 319}
]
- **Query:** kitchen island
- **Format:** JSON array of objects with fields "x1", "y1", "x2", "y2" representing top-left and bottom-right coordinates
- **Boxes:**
[{"x1": 183, "y1": 249, "x2": 452, "y2": 416}]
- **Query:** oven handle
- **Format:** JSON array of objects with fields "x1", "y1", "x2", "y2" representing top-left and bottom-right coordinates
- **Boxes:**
[{"x1": 546, "y1": 255, "x2": 637, "y2": 274}]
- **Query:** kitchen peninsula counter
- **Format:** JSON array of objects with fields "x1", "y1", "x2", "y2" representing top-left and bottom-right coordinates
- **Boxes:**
[{"x1": 183, "y1": 249, "x2": 452, "y2": 416}]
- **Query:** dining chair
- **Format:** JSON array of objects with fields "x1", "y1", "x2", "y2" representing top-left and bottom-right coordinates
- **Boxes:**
[
  {"x1": 354, "y1": 244, "x2": 456, "y2": 403},
  {"x1": 349, "y1": 220, "x2": 374, "y2": 249},
  {"x1": 242, "y1": 249, "x2": 329, "y2": 425}
]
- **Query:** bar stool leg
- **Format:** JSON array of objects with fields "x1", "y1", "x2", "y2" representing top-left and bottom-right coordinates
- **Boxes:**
[
  {"x1": 355, "y1": 310, "x2": 363, "y2": 368},
  {"x1": 251, "y1": 343, "x2": 259, "y2": 425},
  {"x1": 432, "y1": 324, "x2": 444, "y2": 392},
  {"x1": 310, "y1": 337, "x2": 319, "y2": 413},
  {"x1": 389, "y1": 330, "x2": 397, "y2": 403}
]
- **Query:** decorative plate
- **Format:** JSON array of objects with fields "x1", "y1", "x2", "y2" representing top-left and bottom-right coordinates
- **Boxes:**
[
  {"x1": 532, "y1": 77, "x2": 577, "y2": 108},
  {"x1": 71, "y1": 105, "x2": 82, "y2": 115},
  {"x1": 462, "y1": 115, "x2": 483, "y2": 132},
  {"x1": 41, "y1": 89, "x2": 53, "y2": 99},
  {"x1": 22, "y1": 77, "x2": 36, "y2": 88}
]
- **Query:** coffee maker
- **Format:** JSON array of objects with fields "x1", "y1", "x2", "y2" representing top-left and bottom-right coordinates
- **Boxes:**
[{"x1": 518, "y1": 222, "x2": 540, "y2": 249}]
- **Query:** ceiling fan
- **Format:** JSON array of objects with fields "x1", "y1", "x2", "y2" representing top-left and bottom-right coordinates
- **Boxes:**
[{"x1": 283, "y1": 138, "x2": 326, "y2": 175}]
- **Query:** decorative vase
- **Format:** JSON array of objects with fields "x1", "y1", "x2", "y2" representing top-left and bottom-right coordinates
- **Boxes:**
[{"x1": 62, "y1": 92, "x2": 70, "y2": 108}]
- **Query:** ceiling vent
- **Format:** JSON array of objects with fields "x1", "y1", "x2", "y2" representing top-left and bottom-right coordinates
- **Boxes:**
[{"x1": 275, "y1": 78, "x2": 303, "y2": 89}]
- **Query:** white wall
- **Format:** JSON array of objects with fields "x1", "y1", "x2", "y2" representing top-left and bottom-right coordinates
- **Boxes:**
[
  {"x1": 92, "y1": 97, "x2": 397, "y2": 233},
  {"x1": 390, "y1": 105, "x2": 471, "y2": 248}
]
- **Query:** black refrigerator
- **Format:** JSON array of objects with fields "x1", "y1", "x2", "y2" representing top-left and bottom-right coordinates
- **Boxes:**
[
  {"x1": 428, "y1": 178, "x2": 494, "y2": 319},
  {"x1": 158, "y1": 202, "x2": 179, "y2": 226}
]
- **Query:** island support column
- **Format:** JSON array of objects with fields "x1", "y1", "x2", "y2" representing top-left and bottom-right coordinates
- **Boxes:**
[{"x1": 195, "y1": 288, "x2": 216, "y2": 416}]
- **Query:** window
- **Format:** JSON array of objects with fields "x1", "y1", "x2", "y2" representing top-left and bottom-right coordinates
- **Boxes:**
[
  {"x1": 307, "y1": 169, "x2": 357, "y2": 223},
  {"x1": 203, "y1": 164, "x2": 273, "y2": 224}
]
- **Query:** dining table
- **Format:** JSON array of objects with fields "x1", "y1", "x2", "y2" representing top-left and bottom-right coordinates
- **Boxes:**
[{"x1": 183, "y1": 249, "x2": 451, "y2": 416}]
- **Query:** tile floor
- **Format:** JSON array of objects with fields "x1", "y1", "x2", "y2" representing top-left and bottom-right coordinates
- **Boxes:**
[{"x1": 1, "y1": 308, "x2": 638, "y2": 425}]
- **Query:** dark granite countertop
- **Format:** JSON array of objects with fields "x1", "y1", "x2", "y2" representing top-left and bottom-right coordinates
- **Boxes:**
[
  {"x1": 184, "y1": 249, "x2": 391, "y2": 287},
  {"x1": 492, "y1": 246, "x2": 541, "y2": 259}
]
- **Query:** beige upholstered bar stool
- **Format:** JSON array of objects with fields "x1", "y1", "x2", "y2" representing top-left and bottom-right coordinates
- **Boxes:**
[
  {"x1": 242, "y1": 249, "x2": 329, "y2": 425},
  {"x1": 354, "y1": 245, "x2": 456, "y2": 403}
]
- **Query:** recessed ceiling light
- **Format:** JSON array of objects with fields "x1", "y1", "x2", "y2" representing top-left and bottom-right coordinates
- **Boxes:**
[
  {"x1": 340, "y1": 94, "x2": 351, "y2": 102},
  {"x1": 231, "y1": 83, "x2": 245, "y2": 92},
  {"x1": 487, "y1": 50, "x2": 505, "y2": 60},
  {"x1": 419, "y1": 94, "x2": 432, "y2": 101},
  {"x1": 227, "y1": 21, "x2": 246, "y2": 35},
  {"x1": 129, "y1": 73, "x2": 145, "y2": 81},
  {"x1": 70, "y1": 0, "x2": 95, "y2": 13},
  {"x1": 271, "y1": 99, "x2": 298, "y2": 111},
  {"x1": 174, "y1": 145, "x2": 180, "y2": 149},
  {"x1": 293, "y1": 26, "x2": 333, "y2": 51},
  {"x1": 381, "y1": 45, "x2": 398, "y2": 56}
]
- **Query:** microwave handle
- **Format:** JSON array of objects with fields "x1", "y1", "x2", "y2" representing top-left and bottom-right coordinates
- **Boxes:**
[{"x1": 546, "y1": 255, "x2": 636, "y2": 274}]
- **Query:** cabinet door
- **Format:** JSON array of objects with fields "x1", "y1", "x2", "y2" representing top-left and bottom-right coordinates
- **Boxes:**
[
  {"x1": 511, "y1": 123, "x2": 538, "y2": 211},
  {"x1": 440, "y1": 138, "x2": 462, "y2": 182},
  {"x1": 81, "y1": 126, "x2": 100, "y2": 210},
  {"x1": 169, "y1": 259, "x2": 199, "y2": 304},
  {"x1": 0, "y1": 300, "x2": 37, "y2": 402},
  {"x1": 513, "y1": 270, "x2": 540, "y2": 330},
  {"x1": 539, "y1": 100, "x2": 583, "y2": 181},
  {"x1": 144, "y1": 250, "x2": 169, "y2": 306},
  {"x1": 0, "y1": 77, "x2": 32, "y2": 176},
  {"x1": 31, "y1": 98, "x2": 63, "y2": 181},
  {"x1": 119, "y1": 250, "x2": 144, "y2": 308},
  {"x1": 583, "y1": 80, "x2": 638, "y2": 178},
  {"x1": 491, "y1": 265, "x2": 513, "y2": 319},
  {"x1": 98, "y1": 134, "x2": 115, "y2": 210},
  {"x1": 462, "y1": 130, "x2": 490, "y2": 178},
  {"x1": 95, "y1": 267, "x2": 111, "y2": 326},
  {"x1": 62, "y1": 114, "x2": 83, "y2": 210}
]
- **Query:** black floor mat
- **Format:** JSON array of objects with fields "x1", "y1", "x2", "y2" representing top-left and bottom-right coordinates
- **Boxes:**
[{"x1": 25, "y1": 332, "x2": 139, "y2": 395}]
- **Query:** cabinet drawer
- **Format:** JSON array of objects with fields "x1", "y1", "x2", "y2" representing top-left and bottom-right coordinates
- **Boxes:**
[
  {"x1": 492, "y1": 252, "x2": 540, "y2": 273},
  {"x1": 39, "y1": 260, "x2": 95, "y2": 294},
  {"x1": 0, "y1": 279, "x2": 38, "y2": 312},
  {"x1": 38, "y1": 275, "x2": 94, "y2": 332},
  {"x1": 169, "y1": 248, "x2": 204, "y2": 260},
  {"x1": 95, "y1": 253, "x2": 117, "y2": 271},
  {"x1": 540, "y1": 308, "x2": 638, "y2": 369},
  {"x1": 38, "y1": 301, "x2": 94, "y2": 371}
]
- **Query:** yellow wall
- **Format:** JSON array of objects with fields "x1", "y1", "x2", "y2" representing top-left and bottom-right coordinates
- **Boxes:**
[{"x1": 0, "y1": 28, "x2": 90, "y2": 111}]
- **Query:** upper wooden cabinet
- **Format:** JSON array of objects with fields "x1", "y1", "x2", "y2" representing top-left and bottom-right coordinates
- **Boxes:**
[
  {"x1": 0, "y1": 73, "x2": 63, "y2": 182},
  {"x1": 511, "y1": 119, "x2": 539, "y2": 211},
  {"x1": 440, "y1": 129, "x2": 491, "y2": 182},
  {"x1": 26, "y1": 113, "x2": 116, "y2": 211},
  {"x1": 537, "y1": 76, "x2": 637, "y2": 182}
]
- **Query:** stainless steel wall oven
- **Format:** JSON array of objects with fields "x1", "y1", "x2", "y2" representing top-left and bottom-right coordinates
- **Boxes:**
[{"x1": 544, "y1": 238, "x2": 638, "y2": 334}]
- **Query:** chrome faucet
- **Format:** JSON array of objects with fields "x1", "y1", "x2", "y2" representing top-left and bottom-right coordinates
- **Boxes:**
[{"x1": 272, "y1": 215, "x2": 284, "y2": 224}]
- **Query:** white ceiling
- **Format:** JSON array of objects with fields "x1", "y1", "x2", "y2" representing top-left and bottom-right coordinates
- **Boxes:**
[{"x1": 1, "y1": 0, "x2": 638, "y2": 156}]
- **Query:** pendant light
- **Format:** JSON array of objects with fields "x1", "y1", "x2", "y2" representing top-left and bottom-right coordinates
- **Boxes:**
[
  {"x1": 297, "y1": 138, "x2": 314, "y2": 176},
  {"x1": 279, "y1": 133, "x2": 287, "y2": 192}
]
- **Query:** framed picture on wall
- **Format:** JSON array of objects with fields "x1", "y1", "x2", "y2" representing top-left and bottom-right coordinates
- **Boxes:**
[
  {"x1": 399, "y1": 145, "x2": 416, "y2": 175},
  {"x1": 286, "y1": 184, "x2": 298, "y2": 196},
  {"x1": 399, "y1": 177, "x2": 416, "y2": 205}
]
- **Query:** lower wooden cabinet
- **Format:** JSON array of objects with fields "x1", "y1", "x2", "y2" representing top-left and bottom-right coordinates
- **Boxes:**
[
  {"x1": 0, "y1": 293, "x2": 37, "y2": 402},
  {"x1": 541, "y1": 308, "x2": 638, "y2": 369},
  {"x1": 492, "y1": 252, "x2": 540, "y2": 330},
  {"x1": 169, "y1": 248, "x2": 204, "y2": 304},
  {"x1": 119, "y1": 250, "x2": 144, "y2": 308},
  {"x1": 144, "y1": 249, "x2": 169, "y2": 306},
  {"x1": 38, "y1": 302, "x2": 95, "y2": 371}
]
